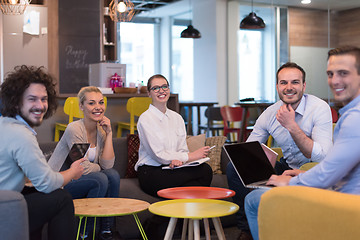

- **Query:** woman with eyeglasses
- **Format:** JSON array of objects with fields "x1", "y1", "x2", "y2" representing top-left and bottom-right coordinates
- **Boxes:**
[
  {"x1": 135, "y1": 74, "x2": 213, "y2": 197},
  {"x1": 48, "y1": 86, "x2": 120, "y2": 240}
]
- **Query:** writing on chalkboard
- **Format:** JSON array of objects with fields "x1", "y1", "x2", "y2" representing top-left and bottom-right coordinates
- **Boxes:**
[{"x1": 65, "y1": 45, "x2": 89, "y2": 69}]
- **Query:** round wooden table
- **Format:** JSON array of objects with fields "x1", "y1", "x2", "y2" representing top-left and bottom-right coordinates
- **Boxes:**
[{"x1": 73, "y1": 198, "x2": 150, "y2": 240}]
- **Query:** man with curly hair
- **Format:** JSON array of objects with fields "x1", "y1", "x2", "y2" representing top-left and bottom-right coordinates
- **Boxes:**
[{"x1": 0, "y1": 65, "x2": 84, "y2": 240}]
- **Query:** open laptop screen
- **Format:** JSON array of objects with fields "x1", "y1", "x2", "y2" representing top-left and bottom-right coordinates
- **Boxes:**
[{"x1": 223, "y1": 141, "x2": 275, "y2": 185}]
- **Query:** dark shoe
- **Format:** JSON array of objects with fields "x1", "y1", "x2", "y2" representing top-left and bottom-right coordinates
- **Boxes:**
[
  {"x1": 238, "y1": 231, "x2": 253, "y2": 240},
  {"x1": 99, "y1": 231, "x2": 113, "y2": 240}
]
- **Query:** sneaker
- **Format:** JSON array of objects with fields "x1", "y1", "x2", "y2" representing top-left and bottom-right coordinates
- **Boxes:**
[{"x1": 99, "y1": 230, "x2": 113, "y2": 240}]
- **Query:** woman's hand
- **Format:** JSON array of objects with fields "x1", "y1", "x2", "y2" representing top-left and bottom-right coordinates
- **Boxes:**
[
  {"x1": 169, "y1": 160, "x2": 183, "y2": 169},
  {"x1": 98, "y1": 116, "x2": 112, "y2": 135},
  {"x1": 188, "y1": 146, "x2": 211, "y2": 162}
]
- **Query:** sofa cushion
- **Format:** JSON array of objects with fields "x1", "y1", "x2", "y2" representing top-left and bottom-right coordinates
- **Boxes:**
[
  {"x1": 112, "y1": 137, "x2": 128, "y2": 178},
  {"x1": 126, "y1": 134, "x2": 140, "y2": 178},
  {"x1": 205, "y1": 136, "x2": 227, "y2": 174},
  {"x1": 186, "y1": 134, "x2": 206, "y2": 152}
]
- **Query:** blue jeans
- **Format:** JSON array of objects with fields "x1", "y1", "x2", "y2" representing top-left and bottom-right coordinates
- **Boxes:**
[
  {"x1": 65, "y1": 168, "x2": 120, "y2": 233},
  {"x1": 244, "y1": 188, "x2": 269, "y2": 240},
  {"x1": 226, "y1": 162, "x2": 251, "y2": 232}
]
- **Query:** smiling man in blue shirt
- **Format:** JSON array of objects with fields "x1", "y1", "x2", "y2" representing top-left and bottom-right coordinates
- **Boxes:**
[
  {"x1": 245, "y1": 46, "x2": 360, "y2": 240},
  {"x1": 227, "y1": 62, "x2": 333, "y2": 240}
]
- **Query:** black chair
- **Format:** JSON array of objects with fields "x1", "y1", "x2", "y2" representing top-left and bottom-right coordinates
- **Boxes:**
[{"x1": 199, "y1": 107, "x2": 224, "y2": 137}]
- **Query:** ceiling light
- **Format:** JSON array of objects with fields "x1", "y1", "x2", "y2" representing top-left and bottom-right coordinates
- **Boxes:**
[
  {"x1": 109, "y1": 0, "x2": 135, "y2": 22},
  {"x1": 240, "y1": 0, "x2": 265, "y2": 29},
  {"x1": 181, "y1": 0, "x2": 201, "y2": 39},
  {"x1": 181, "y1": 25, "x2": 201, "y2": 38},
  {"x1": 301, "y1": 0, "x2": 311, "y2": 4},
  {"x1": 0, "y1": 0, "x2": 31, "y2": 15}
]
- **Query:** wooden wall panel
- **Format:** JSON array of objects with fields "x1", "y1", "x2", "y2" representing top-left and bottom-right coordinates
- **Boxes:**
[
  {"x1": 289, "y1": 7, "x2": 338, "y2": 48},
  {"x1": 337, "y1": 8, "x2": 360, "y2": 47}
]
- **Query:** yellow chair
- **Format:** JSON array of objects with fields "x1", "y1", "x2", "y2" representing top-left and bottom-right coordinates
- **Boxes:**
[
  {"x1": 266, "y1": 135, "x2": 283, "y2": 162},
  {"x1": 116, "y1": 97, "x2": 152, "y2": 138},
  {"x1": 54, "y1": 96, "x2": 107, "y2": 142},
  {"x1": 258, "y1": 186, "x2": 360, "y2": 240}
]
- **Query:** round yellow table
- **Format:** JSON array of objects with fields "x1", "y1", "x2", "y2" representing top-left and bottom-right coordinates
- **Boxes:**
[
  {"x1": 149, "y1": 199, "x2": 239, "y2": 240},
  {"x1": 73, "y1": 198, "x2": 150, "y2": 240}
]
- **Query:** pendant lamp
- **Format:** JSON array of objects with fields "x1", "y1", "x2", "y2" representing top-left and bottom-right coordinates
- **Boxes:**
[
  {"x1": 240, "y1": 0, "x2": 265, "y2": 29},
  {"x1": 181, "y1": 0, "x2": 201, "y2": 39},
  {"x1": 109, "y1": 0, "x2": 135, "y2": 22},
  {"x1": 0, "y1": 0, "x2": 31, "y2": 15}
]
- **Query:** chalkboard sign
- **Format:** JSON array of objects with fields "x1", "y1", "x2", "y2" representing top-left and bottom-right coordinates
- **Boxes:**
[{"x1": 58, "y1": 0, "x2": 101, "y2": 93}]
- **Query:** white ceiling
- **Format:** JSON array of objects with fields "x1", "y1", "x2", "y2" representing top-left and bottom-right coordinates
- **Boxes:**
[
  {"x1": 138, "y1": 0, "x2": 360, "y2": 19},
  {"x1": 244, "y1": 0, "x2": 360, "y2": 11}
]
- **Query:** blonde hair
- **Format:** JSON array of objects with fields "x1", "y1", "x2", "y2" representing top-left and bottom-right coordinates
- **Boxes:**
[{"x1": 77, "y1": 86, "x2": 102, "y2": 105}]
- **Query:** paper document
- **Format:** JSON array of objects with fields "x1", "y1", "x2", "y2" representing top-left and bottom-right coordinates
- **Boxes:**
[{"x1": 162, "y1": 157, "x2": 210, "y2": 170}]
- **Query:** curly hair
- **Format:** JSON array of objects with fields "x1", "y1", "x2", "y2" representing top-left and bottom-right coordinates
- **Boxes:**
[{"x1": 0, "y1": 65, "x2": 58, "y2": 118}]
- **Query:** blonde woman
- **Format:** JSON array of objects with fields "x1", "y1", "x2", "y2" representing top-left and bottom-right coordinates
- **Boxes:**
[{"x1": 48, "y1": 86, "x2": 120, "y2": 240}]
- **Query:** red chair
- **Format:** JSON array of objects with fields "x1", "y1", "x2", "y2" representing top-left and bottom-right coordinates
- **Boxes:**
[{"x1": 220, "y1": 106, "x2": 250, "y2": 142}]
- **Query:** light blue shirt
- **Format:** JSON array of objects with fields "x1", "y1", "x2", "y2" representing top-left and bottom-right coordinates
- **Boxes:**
[
  {"x1": 247, "y1": 94, "x2": 333, "y2": 169},
  {"x1": 290, "y1": 94, "x2": 360, "y2": 194},
  {"x1": 0, "y1": 116, "x2": 63, "y2": 193}
]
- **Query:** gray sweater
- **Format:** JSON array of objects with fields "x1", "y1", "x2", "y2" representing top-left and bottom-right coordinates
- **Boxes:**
[
  {"x1": 0, "y1": 116, "x2": 63, "y2": 193},
  {"x1": 48, "y1": 119, "x2": 115, "y2": 175}
]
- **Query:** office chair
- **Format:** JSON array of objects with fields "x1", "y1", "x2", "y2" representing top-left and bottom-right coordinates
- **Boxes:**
[{"x1": 198, "y1": 106, "x2": 224, "y2": 137}]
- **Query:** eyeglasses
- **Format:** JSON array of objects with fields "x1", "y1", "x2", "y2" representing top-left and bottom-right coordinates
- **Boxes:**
[{"x1": 150, "y1": 84, "x2": 169, "y2": 93}]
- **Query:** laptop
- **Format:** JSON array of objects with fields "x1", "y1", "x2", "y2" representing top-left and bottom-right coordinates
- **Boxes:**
[{"x1": 223, "y1": 141, "x2": 276, "y2": 189}]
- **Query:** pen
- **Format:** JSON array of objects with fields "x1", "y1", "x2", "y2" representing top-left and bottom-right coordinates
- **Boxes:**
[{"x1": 209, "y1": 145, "x2": 216, "y2": 150}]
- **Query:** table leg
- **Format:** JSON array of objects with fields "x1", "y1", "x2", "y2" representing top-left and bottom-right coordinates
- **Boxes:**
[
  {"x1": 197, "y1": 106, "x2": 201, "y2": 135},
  {"x1": 92, "y1": 217, "x2": 96, "y2": 240},
  {"x1": 194, "y1": 219, "x2": 200, "y2": 240},
  {"x1": 76, "y1": 216, "x2": 83, "y2": 240},
  {"x1": 188, "y1": 107, "x2": 193, "y2": 135},
  {"x1": 212, "y1": 217, "x2": 226, "y2": 240},
  {"x1": 203, "y1": 218, "x2": 211, "y2": 240},
  {"x1": 164, "y1": 217, "x2": 178, "y2": 240},
  {"x1": 188, "y1": 219, "x2": 194, "y2": 240},
  {"x1": 181, "y1": 219, "x2": 188, "y2": 240},
  {"x1": 133, "y1": 213, "x2": 148, "y2": 240},
  {"x1": 240, "y1": 107, "x2": 249, "y2": 142}
]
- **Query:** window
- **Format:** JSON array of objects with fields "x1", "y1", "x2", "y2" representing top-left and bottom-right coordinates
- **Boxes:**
[
  {"x1": 118, "y1": 22, "x2": 156, "y2": 86},
  {"x1": 238, "y1": 6, "x2": 287, "y2": 102},
  {"x1": 171, "y1": 25, "x2": 194, "y2": 101}
]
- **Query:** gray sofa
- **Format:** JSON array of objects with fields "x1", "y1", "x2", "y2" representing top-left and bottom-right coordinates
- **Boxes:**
[
  {"x1": 0, "y1": 190, "x2": 29, "y2": 240},
  {"x1": 39, "y1": 137, "x2": 236, "y2": 239}
]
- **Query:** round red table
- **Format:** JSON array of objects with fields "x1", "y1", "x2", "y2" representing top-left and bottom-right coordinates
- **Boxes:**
[{"x1": 157, "y1": 186, "x2": 235, "y2": 200}]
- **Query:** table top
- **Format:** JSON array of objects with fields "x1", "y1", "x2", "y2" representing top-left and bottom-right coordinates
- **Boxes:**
[
  {"x1": 179, "y1": 102, "x2": 218, "y2": 107},
  {"x1": 157, "y1": 186, "x2": 235, "y2": 200},
  {"x1": 235, "y1": 101, "x2": 273, "y2": 108},
  {"x1": 73, "y1": 198, "x2": 150, "y2": 217},
  {"x1": 149, "y1": 199, "x2": 239, "y2": 219}
]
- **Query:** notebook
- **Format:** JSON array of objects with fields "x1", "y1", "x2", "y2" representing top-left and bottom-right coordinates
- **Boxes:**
[{"x1": 223, "y1": 141, "x2": 276, "y2": 189}]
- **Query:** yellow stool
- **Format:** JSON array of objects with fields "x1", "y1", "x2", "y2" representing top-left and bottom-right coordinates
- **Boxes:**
[
  {"x1": 73, "y1": 198, "x2": 149, "y2": 240},
  {"x1": 149, "y1": 199, "x2": 239, "y2": 240}
]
